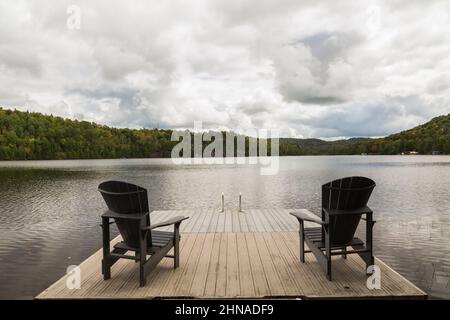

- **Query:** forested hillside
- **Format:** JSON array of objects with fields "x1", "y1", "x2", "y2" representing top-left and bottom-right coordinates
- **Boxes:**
[
  {"x1": 0, "y1": 107, "x2": 449, "y2": 160},
  {"x1": 0, "y1": 108, "x2": 176, "y2": 160},
  {"x1": 380, "y1": 114, "x2": 450, "y2": 154}
]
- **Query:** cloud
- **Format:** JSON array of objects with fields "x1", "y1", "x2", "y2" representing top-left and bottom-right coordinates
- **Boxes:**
[{"x1": 0, "y1": 0, "x2": 449, "y2": 139}]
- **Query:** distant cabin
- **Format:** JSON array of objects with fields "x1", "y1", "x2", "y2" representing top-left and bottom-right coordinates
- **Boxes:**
[{"x1": 401, "y1": 151, "x2": 419, "y2": 155}]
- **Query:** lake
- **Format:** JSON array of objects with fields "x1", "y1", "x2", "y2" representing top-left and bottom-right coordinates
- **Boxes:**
[{"x1": 0, "y1": 156, "x2": 449, "y2": 299}]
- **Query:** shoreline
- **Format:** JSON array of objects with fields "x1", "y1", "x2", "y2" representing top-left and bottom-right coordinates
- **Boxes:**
[{"x1": 0, "y1": 153, "x2": 449, "y2": 164}]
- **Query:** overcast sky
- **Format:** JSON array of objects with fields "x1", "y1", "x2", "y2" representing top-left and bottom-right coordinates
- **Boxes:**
[{"x1": 0, "y1": 0, "x2": 449, "y2": 139}]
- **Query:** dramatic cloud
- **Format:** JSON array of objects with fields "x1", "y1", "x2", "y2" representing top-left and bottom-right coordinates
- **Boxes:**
[{"x1": 0, "y1": 0, "x2": 449, "y2": 138}]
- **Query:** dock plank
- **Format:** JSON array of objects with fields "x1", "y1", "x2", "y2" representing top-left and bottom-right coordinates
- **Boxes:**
[
  {"x1": 236, "y1": 233, "x2": 255, "y2": 297},
  {"x1": 226, "y1": 233, "x2": 240, "y2": 297},
  {"x1": 244, "y1": 232, "x2": 270, "y2": 296},
  {"x1": 190, "y1": 233, "x2": 215, "y2": 296},
  {"x1": 215, "y1": 231, "x2": 228, "y2": 297},
  {"x1": 253, "y1": 232, "x2": 285, "y2": 296},
  {"x1": 203, "y1": 233, "x2": 222, "y2": 296}
]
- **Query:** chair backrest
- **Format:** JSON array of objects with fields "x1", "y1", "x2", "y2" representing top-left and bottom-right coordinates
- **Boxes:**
[
  {"x1": 98, "y1": 181, "x2": 150, "y2": 248},
  {"x1": 322, "y1": 176, "x2": 375, "y2": 245}
]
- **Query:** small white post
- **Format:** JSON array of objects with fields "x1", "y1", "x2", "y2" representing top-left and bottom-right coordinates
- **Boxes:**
[
  {"x1": 220, "y1": 192, "x2": 224, "y2": 213},
  {"x1": 239, "y1": 192, "x2": 243, "y2": 212}
]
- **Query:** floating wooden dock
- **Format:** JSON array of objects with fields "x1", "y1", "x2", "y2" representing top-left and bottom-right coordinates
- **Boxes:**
[{"x1": 37, "y1": 209, "x2": 426, "y2": 299}]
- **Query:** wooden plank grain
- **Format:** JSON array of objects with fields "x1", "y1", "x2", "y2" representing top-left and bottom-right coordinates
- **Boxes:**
[
  {"x1": 146, "y1": 233, "x2": 195, "y2": 297},
  {"x1": 262, "y1": 232, "x2": 299, "y2": 296},
  {"x1": 216, "y1": 211, "x2": 225, "y2": 233},
  {"x1": 207, "y1": 208, "x2": 220, "y2": 233},
  {"x1": 176, "y1": 233, "x2": 207, "y2": 296},
  {"x1": 204, "y1": 233, "x2": 222, "y2": 297},
  {"x1": 215, "y1": 232, "x2": 228, "y2": 297},
  {"x1": 236, "y1": 233, "x2": 255, "y2": 297},
  {"x1": 232, "y1": 212, "x2": 240, "y2": 232},
  {"x1": 244, "y1": 233, "x2": 270, "y2": 297},
  {"x1": 159, "y1": 233, "x2": 200, "y2": 297},
  {"x1": 253, "y1": 232, "x2": 285, "y2": 296},
  {"x1": 238, "y1": 211, "x2": 249, "y2": 232},
  {"x1": 224, "y1": 210, "x2": 232, "y2": 232},
  {"x1": 226, "y1": 233, "x2": 240, "y2": 297},
  {"x1": 189, "y1": 233, "x2": 215, "y2": 296}
]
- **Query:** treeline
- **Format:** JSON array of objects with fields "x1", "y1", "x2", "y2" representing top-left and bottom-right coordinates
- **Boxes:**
[
  {"x1": 0, "y1": 108, "x2": 176, "y2": 160},
  {"x1": 0, "y1": 108, "x2": 266, "y2": 160},
  {"x1": 0, "y1": 107, "x2": 449, "y2": 160}
]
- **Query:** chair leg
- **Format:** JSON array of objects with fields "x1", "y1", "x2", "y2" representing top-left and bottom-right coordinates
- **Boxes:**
[
  {"x1": 139, "y1": 223, "x2": 148, "y2": 287},
  {"x1": 325, "y1": 224, "x2": 332, "y2": 281},
  {"x1": 139, "y1": 264, "x2": 146, "y2": 287},
  {"x1": 341, "y1": 246, "x2": 347, "y2": 259},
  {"x1": 366, "y1": 213, "x2": 375, "y2": 273},
  {"x1": 174, "y1": 224, "x2": 181, "y2": 269},
  {"x1": 102, "y1": 259, "x2": 111, "y2": 280},
  {"x1": 102, "y1": 217, "x2": 111, "y2": 280},
  {"x1": 326, "y1": 257, "x2": 332, "y2": 281},
  {"x1": 298, "y1": 220, "x2": 305, "y2": 263},
  {"x1": 139, "y1": 251, "x2": 147, "y2": 287},
  {"x1": 366, "y1": 250, "x2": 375, "y2": 274}
]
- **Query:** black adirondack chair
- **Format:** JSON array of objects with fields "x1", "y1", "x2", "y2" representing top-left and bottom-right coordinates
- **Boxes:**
[
  {"x1": 98, "y1": 180, "x2": 188, "y2": 287},
  {"x1": 290, "y1": 176, "x2": 376, "y2": 280}
]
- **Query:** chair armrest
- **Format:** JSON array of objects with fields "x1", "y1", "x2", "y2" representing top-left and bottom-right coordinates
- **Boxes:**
[
  {"x1": 143, "y1": 216, "x2": 189, "y2": 231},
  {"x1": 101, "y1": 209, "x2": 150, "y2": 220},
  {"x1": 323, "y1": 206, "x2": 373, "y2": 216},
  {"x1": 290, "y1": 211, "x2": 327, "y2": 225}
]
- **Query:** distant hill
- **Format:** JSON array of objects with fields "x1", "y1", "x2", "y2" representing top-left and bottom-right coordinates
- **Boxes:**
[
  {"x1": 382, "y1": 114, "x2": 450, "y2": 154},
  {"x1": 0, "y1": 107, "x2": 448, "y2": 160},
  {"x1": 279, "y1": 137, "x2": 371, "y2": 155},
  {"x1": 281, "y1": 114, "x2": 450, "y2": 155}
]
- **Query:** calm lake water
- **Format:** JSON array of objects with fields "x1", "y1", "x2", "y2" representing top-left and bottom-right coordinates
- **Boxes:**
[{"x1": 0, "y1": 156, "x2": 449, "y2": 299}]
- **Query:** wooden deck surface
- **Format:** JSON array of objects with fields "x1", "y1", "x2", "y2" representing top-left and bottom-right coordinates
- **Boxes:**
[{"x1": 37, "y1": 209, "x2": 427, "y2": 299}]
